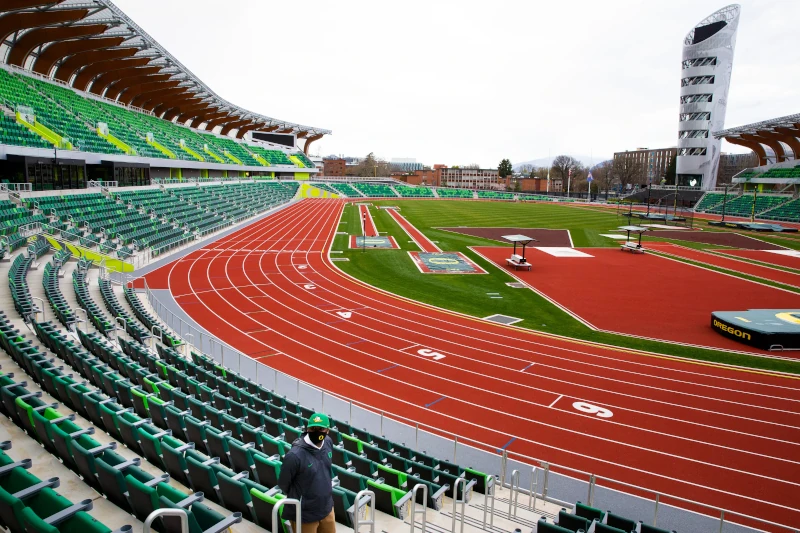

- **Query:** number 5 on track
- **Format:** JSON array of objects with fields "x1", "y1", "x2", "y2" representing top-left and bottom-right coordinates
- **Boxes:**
[{"x1": 572, "y1": 401, "x2": 613, "y2": 418}]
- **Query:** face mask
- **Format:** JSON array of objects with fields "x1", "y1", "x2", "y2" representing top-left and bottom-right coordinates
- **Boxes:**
[{"x1": 308, "y1": 430, "x2": 327, "y2": 446}]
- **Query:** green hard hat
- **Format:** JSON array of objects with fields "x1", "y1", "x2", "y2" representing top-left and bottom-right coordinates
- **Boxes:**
[{"x1": 307, "y1": 413, "x2": 330, "y2": 429}]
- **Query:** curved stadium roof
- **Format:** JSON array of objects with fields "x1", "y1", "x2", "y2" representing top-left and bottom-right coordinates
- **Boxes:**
[
  {"x1": 715, "y1": 113, "x2": 800, "y2": 166},
  {"x1": 0, "y1": 0, "x2": 330, "y2": 147}
]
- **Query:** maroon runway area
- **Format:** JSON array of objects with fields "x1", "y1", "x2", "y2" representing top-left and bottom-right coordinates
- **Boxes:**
[
  {"x1": 141, "y1": 199, "x2": 800, "y2": 531},
  {"x1": 387, "y1": 208, "x2": 441, "y2": 252},
  {"x1": 437, "y1": 227, "x2": 572, "y2": 247},
  {"x1": 715, "y1": 249, "x2": 800, "y2": 271},
  {"x1": 472, "y1": 245, "x2": 800, "y2": 355},
  {"x1": 359, "y1": 204, "x2": 377, "y2": 237},
  {"x1": 647, "y1": 243, "x2": 800, "y2": 289},
  {"x1": 644, "y1": 230, "x2": 782, "y2": 250}
]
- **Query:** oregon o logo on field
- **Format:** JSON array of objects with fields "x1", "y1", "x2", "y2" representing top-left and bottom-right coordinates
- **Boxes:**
[{"x1": 408, "y1": 251, "x2": 487, "y2": 274}]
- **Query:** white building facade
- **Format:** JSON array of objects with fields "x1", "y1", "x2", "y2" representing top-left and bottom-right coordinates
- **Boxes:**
[{"x1": 677, "y1": 5, "x2": 740, "y2": 190}]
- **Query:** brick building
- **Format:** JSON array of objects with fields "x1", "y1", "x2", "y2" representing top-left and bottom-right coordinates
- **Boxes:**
[{"x1": 322, "y1": 158, "x2": 346, "y2": 177}]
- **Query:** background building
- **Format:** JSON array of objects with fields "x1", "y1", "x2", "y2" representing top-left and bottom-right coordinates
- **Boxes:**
[
  {"x1": 440, "y1": 168, "x2": 503, "y2": 190},
  {"x1": 390, "y1": 158, "x2": 424, "y2": 172},
  {"x1": 614, "y1": 147, "x2": 677, "y2": 184},
  {"x1": 322, "y1": 158, "x2": 346, "y2": 176},
  {"x1": 676, "y1": 4, "x2": 741, "y2": 190}
]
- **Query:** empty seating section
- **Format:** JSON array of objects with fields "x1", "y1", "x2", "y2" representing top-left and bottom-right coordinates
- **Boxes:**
[
  {"x1": 293, "y1": 152, "x2": 315, "y2": 168},
  {"x1": 395, "y1": 185, "x2": 434, "y2": 197},
  {"x1": 693, "y1": 192, "x2": 725, "y2": 211},
  {"x1": 329, "y1": 183, "x2": 362, "y2": 197},
  {"x1": 0, "y1": 68, "x2": 309, "y2": 169},
  {"x1": 538, "y1": 501, "x2": 676, "y2": 533},
  {"x1": 761, "y1": 197, "x2": 800, "y2": 222},
  {"x1": 0, "y1": 69, "x2": 124, "y2": 155},
  {"x1": 42, "y1": 249, "x2": 77, "y2": 329},
  {"x1": 3, "y1": 233, "x2": 496, "y2": 532},
  {"x1": 352, "y1": 183, "x2": 397, "y2": 197},
  {"x1": 760, "y1": 165, "x2": 800, "y2": 179},
  {"x1": 0, "y1": 199, "x2": 42, "y2": 237},
  {"x1": 308, "y1": 183, "x2": 339, "y2": 195},
  {"x1": 705, "y1": 194, "x2": 789, "y2": 217},
  {"x1": 477, "y1": 191, "x2": 514, "y2": 200},
  {"x1": 248, "y1": 145, "x2": 294, "y2": 166},
  {"x1": 0, "y1": 440, "x2": 129, "y2": 533},
  {"x1": 436, "y1": 188, "x2": 473, "y2": 198}
]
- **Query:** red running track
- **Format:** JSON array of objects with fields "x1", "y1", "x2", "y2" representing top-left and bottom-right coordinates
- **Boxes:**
[
  {"x1": 648, "y1": 243, "x2": 800, "y2": 289},
  {"x1": 142, "y1": 199, "x2": 800, "y2": 530},
  {"x1": 387, "y1": 208, "x2": 441, "y2": 252},
  {"x1": 471, "y1": 246, "x2": 800, "y2": 355},
  {"x1": 359, "y1": 204, "x2": 377, "y2": 237},
  {"x1": 715, "y1": 249, "x2": 800, "y2": 272}
]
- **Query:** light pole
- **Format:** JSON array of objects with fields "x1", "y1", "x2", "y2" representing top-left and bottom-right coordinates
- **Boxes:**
[
  {"x1": 645, "y1": 181, "x2": 653, "y2": 217},
  {"x1": 720, "y1": 185, "x2": 728, "y2": 222}
]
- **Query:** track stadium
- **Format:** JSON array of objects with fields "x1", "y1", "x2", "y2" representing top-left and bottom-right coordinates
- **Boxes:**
[{"x1": 0, "y1": 2, "x2": 798, "y2": 533}]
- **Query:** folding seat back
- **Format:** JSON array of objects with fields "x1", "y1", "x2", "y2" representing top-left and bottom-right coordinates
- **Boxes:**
[
  {"x1": 331, "y1": 446, "x2": 348, "y2": 468},
  {"x1": 390, "y1": 441, "x2": 413, "y2": 461},
  {"x1": 332, "y1": 486, "x2": 357, "y2": 527},
  {"x1": 406, "y1": 475, "x2": 446, "y2": 510},
  {"x1": 244, "y1": 406, "x2": 264, "y2": 428},
  {"x1": 536, "y1": 518, "x2": 573, "y2": 533},
  {"x1": 185, "y1": 416, "x2": 211, "y2": 455},
  {"x1": 161, "y1": 440, "x2": 194, "y2": 488},
  {"x1": 376, "y1": 463, "x2": 406, "y2": 490},
  {"x1": 332, "y1": 465, "x2": 364, "y2": 494},
  {"x1": 341, "y1": 434, "x2": 362, "y2": 455},
  {"x1": 221, "y1": 414, "x2": 244, "y2": 439},
  {"x1": 606, "y1": 512, "x2": 637, "y2": 532},
  {"x1": 249, "y1": 487, "x2": 286, "y2": 532},
  {"x1": 574, "y1": 501, "x2": 605, "y2": 522},
  {"x1": 366, "y1": 479, "x2": 410, "y2": 519},
  {"x1": 258, "y1": 434, "x2": 288, "y2": 458},
  {"x1": 280, "y1": 423, "x2": 302, "y2": 443},
  {"x1": 205, "y1": 427, "x2": 232, "y2": 467},
  {"x1": 437, "y1": 459, "x2": 461, "y2": 474},
  {"x1": 185, "y1": 455, "x2": 221, "y2": 503},
  {"x1": 415, "y1": 451, "x2": 437, "y2": 468},
  {"x1": 124, "y1": 474, "x2": 160, "y2": 522},
  {"x1": 228, "y1": 440, "x2": 256, "y2": 478},
  {"x1": 21, "y1": 505, "x2": 112, "y2": 533},
  {"x1": 371, "y1": 434, "x2": 391, "y2": 451},
  {"x1": 351, "y1": 427, "x2": 371, "y2": 443},
  {"x1": 252, "y1": 452, "x2": 281, "y2": 489},
  {"x1": 347, "y1": 451, "x2": 374, "y2": 477},
  {"x1": 164, "y1": 405, "x2": 189, "y2": 441},
  {"x1": 240, "y1": 423, "x2": 263, "y2": 446},
  {"x1": 216, "y1": 472, "x2": 263, "y2": 522},
  {"x1": 361, "y1": 442, "x2": 385, "y2": 464},
  {"x1": 137, "y1": 424, "x2": 171, "y2": 468},
  {"x1": 283, "y1": 410, "x2": 302, "y2": 429},
  {"x1": 261, "y1": 416, "x2": 282, "y2": 438},
  {"x1": 556, "y1": 510, "x2": 591, "y2": 532},
  {"x1": 464, "y1": 467, "x2": 491, "y2": 495}
]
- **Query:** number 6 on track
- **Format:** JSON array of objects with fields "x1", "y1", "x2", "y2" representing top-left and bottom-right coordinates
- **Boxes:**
[{"x1": 572, "y1": 401, "x2": 613, "y2": 418}]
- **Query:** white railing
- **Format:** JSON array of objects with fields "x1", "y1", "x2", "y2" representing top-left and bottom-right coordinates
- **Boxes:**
[
  {"x1": 0, "y1": 183, "x2": 32, "y2": 193},
  {"x1": 139, "y1": 276, "x2": 793, "y2": 533}
]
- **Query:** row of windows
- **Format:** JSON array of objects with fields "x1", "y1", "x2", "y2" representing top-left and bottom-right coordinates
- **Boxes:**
[
  {"x1": 681, "y1": 75, "x2": 715, "y2": 87},
  {"x1": 679, "y1": 112, "x2": 711, "y2": 122},
  {"x1": 682, "y1": 57, "x2": 717, "y2": 69},
  {"x1": 680, "y1": 94, "x2": 713, "y2": 104},
  {"x1": 679, "y1": 148, "x2": 708, "y2": 156},
  {"x1": 678, "y1": 130, "x2": 709, "y2": 139}
]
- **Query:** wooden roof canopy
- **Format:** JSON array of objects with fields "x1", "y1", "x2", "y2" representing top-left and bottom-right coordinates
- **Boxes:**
[{"x1": 0, "y1": 0, "x2": 330, "y2": 144}]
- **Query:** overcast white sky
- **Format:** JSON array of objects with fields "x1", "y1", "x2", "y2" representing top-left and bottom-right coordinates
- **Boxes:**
[{"x1": 115, "y1": 0, "x2": 800, "y2": 167}]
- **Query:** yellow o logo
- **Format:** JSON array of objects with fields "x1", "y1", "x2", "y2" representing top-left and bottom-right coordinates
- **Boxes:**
[{"x1": 775, "y1": 312, "x2": 800, "y2": 325}]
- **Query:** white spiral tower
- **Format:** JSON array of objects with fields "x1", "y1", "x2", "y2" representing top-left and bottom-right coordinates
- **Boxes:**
[{"x1": 676, "y1": 5, "x2": 741, "y2": 190}]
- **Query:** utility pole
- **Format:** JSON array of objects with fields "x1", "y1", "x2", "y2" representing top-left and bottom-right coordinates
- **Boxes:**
[{"x1": 720, "y1": 185, "x2": 728, "y2": 222}]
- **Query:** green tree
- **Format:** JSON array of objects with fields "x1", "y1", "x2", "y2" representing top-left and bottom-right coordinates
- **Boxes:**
[
  {"x1": 498, "y1": 159, "x2": 513, "y2": 178},
  {"x1": 665, "y1": 155, "x2": 677, "y2": 183}
]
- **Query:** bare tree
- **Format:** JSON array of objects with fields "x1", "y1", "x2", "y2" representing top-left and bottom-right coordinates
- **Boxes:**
[
  {"x1": 611, "y1": 156, "x2": 645, "y2": 191},
  {"x1": 532, "y1": 166, "x2": 549, "y2": 179},
  {"x1": 550, "y1": 155, "x2": 581, "y2": 186},
  {"x1": 463, "y1": 163, "x2": 481, "y2": 169},
  {"x1": 591, "y1": 160, "x2": 615, "y2": 194},
  {"x1": 349, "y1": 152, "x2": 392, "y2": 177}
]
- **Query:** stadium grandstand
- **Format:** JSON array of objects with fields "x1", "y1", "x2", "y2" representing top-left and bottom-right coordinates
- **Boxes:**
[
  {"x1": 687, "y1": 112, "x2": 800, "y2": 222},
  {"x1": 0, "y1": 0, "x2": 328, "y2": 189}
]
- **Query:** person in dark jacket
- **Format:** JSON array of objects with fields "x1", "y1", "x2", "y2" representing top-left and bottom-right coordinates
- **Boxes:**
[{"x1": 277, "y1": 412, "x2": 335, "y2": 533}]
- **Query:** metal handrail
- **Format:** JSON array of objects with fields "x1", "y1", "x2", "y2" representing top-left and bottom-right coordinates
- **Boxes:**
[
  {"x1": 354, "y1": 490, "x2": 375, "y2": 533},
  {"x1": 451, "y1": 477, "x2": 467, "y2": 533},
  {"x1": 409, "y1": 484, "x2": 428, "y2": 533},
  {"x1": 272, "y1": 498, "x2": 300, "y2": 533},
  {"x1": 507, "y1": 469, "x2": 520, "y2": 518},
  {"x1": 143, "y1": 508, "x2": 187, "y2": 533}
]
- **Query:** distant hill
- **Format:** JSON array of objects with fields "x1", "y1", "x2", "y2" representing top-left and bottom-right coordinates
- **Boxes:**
[{"x1": 513, "y1": 155, "x2": 610, "y2": 170}]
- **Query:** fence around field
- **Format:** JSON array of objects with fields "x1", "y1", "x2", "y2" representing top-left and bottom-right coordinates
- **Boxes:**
[{"x1": 133, "y1": 279, "x2": 800, "y2": 533}]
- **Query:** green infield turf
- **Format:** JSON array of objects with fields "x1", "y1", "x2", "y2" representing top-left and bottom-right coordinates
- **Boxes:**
[{"x1": 331, "y1": 200, "x2": 800, "y2": 374}]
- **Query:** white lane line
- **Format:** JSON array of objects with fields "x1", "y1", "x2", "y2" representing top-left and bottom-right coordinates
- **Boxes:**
[{"x1": 549, "y1": 395, "x2": 563, "y2": 408}]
